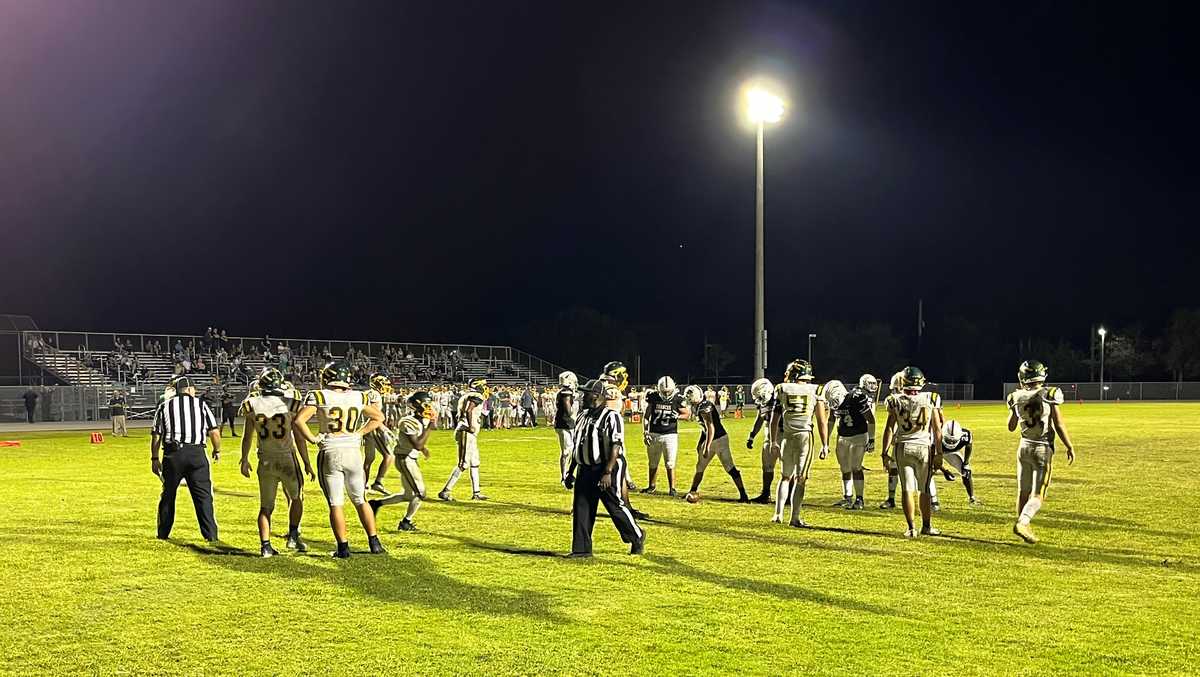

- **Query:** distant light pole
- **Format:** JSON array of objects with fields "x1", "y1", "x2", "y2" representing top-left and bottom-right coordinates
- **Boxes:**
[
  {"x1": 744, "y1": 84, "x2": 785, "y2": 381},
  {"x1": 1098, "y1": 326, "x2": 1107, "y2": 401},
  {"x1": 808, "y1": 333, "x2": 816, "y2": 364}
]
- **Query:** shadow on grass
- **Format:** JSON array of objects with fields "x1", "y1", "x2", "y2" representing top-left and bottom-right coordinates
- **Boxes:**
[
  {"x1": 616, "y1": 554, "x2": 907, "y2": 618},
  {"x1": 175, "y1": 541, "x2": 571, "y2": 623}
]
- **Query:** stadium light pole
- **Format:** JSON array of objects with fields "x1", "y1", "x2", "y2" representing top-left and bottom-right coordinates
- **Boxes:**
[
  {"x1": 1098, "y1": 326, "x2": 1107, "y2": 401},
  {"x1": 745, "y1": 85, "x2": 785, "y2": 381}
]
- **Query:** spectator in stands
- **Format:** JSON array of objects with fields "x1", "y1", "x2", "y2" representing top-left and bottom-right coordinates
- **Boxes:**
[{"x1": 22, "y1": 388, "x2": 38, "y2": 424}]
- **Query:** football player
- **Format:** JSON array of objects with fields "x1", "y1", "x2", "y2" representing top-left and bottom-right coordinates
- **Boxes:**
[
  {"x1": 368, "y1": 391, "x2": 435, "y2": 532},
  {"x1": 439, "y1": 377, "x2": 489, "y2": 501},
  {"x1": 878, "y1": 371, "x2": 905, "y2": 509},
  {"x1": 239, "y1": 368, "x2": 315, "y2": 557},
  {"x1": 555, "y1": 371, "x2": 579, "y2": 480},
  {"x1": 769, "y1": 359, "x2": 830, "y2": 526},
  {"x1": 746, "y1": 377, "x2": 781, "y2": 504},
  {"x1": 293, "y1": 362, "x2": 386, "y2": 558},
  {"x1": 600, "y1": 361, "x2": 638, "y2": 493},
  {"x1": 880, "y1": 366, "x2": 944, "y2": 537},
  {"x1": 1007, "y1": 360, "x2": 1076, "y2": 544},
  {"x1": 828, "y1": 378, "x2": 875, "y2": 510},
  {"x1": 683, "y1": 384, "x2": 750, "y2": 503},
  {"x1": 363, "y1": 373, "x2": 399, "y2": 495},
  {"x1": 641, "y1": 375, "x2": 690, "y2": 496},
  {"x1": 924, "y1": 419, "x2": 980, "y2": 508}
]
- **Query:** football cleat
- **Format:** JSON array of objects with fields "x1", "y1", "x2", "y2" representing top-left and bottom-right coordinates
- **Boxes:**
[
  {"x1": 369, "y1": 482, "x2": 389, "y2": 495},
  {"x1": 1014, "y1": 522, "x2": 1039, "y2": 544},
  {"x1": 737, "y1": 495, "x2": 751, "y2": 504},
  {"x1": 850, "y1": 498, "x2": 865, "y2": 510},
  {"x1": 566, "y1": 552, "x2": 594, "y2": 559},
  {"x1": 831, "y1": 498, "x2": 851, "y2": 508},
  {"x1": 626, "y1": 481, "x2": 639, "y2": 492},
  {"x1": 879, "y1": 499, "x2": 896, "y2": 509},
  {"x1": 631, "y1": 508, "x2": 650, "y2": 520},
  {"x1": 668, "y1": 488, "x2": 678, "y2": 498},
  {"x1": 438, "y1": 490, "x2": 454, "y2": 502},
  {"x1": 397, "y1": 519, "x2": 418, "y2": 532},
  {"x1": 261, "y1": 543, "x2": 279, "y2": 558},
  {"x1": 470, "y1": 492, "x2": 489, "y2": 501},
  {"x1": 968, "y1": 496, "x2": 982, "y2": 506},
  {"x1": 789, "y1": 518, "x2": 807, "y2": 528},
  {"x1": 368, "y1": 536, "x2": 387, "y2": 554},
  {"x1": 639, "y1": 485, "x2": 657, "y2": 494},
  {"x1": 903, "y1": 528, "x2": 917, "y2": 539},
  {"x1": 921, "y1": 526, "x2": 942, "y2": 536},
  {"x1": 751, "y1": 493, "x2": 772, "y2": 504},
  {"x1": 770, "y1": 514, "x2": 782, "y2": 523},
  {"x1": 630, "y1": 539, "x2": 645, "y2": 556},
  {"x1": 285, "y1": 533, "x2": 308, "y2": 553},
  {"x1": 332, "y1": 546, "x2": 351, "y2": 559}
]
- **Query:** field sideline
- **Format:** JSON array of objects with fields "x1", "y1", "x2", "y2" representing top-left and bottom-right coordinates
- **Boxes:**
[{"x1": 1, "y1": 402, "x2": 1198, "y2": 675}]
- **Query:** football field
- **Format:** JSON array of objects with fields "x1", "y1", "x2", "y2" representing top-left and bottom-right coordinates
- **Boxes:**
[{"x1": 1, "y1": 402, "x2": 1197, "y2": 675}]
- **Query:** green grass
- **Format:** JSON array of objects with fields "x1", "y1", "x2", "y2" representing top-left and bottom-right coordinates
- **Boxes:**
[{"x1": 1, "y1": 402, "x2": 1198, "y2": 675}]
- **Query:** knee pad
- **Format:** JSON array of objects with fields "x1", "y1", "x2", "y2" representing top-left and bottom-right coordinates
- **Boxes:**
[{"x1": 962, "y1": 466, "x2": 972, "y2": 480}]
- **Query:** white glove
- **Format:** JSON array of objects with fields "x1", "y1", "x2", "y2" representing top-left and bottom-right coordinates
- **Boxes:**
[{"x1": 819, "y1": 445, "x2": 830, "y2": 460}]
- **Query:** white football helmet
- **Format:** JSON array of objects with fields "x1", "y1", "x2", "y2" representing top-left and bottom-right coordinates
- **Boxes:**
[
  {"x1": 942, "y1": 420, "x2": 963, "y2": 447},
  {"x1": 750, "y1": 378, "x2": 774, "y2": 406},
  {"x1": 656, "y1": 375, "x2": 677, "y2": 398},
  {"x1": 889, "y1": 371, "x2": 905, "y2": 394},
  {"x1": 558, "y1": 371, "x2": 578, "y2": 390},
  {"x1": 683, "y1": 385, "x2": 704, "y2": 405},
  {"x1": 824, "y1": 380, "x2": 848, "y2": 410},
  {"x1": 859, "y1": 373, "x2": 879, "y2": 395}
]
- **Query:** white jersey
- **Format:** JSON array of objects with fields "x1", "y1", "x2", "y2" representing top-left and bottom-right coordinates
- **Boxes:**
[
  {"x1": 393, "y1": 414, "x2": 427, "y2": 459},
  {"x1": 885, "y1": 391, "x2": 943, "y2": 446},
  {"x1": 240, "y1": 391, "x2": 300, "y2": 456},
  {"x1": 1007, "y1": 385, "x2": 1064, "y2": 446},
  {"x1": 775, "y1": 382, "x2": 827, "y2": 435},
  {"x1": 455, "y1": 390, "x2": 486, "y2": 434},
  {"x1": 303, "y1": 388, "x2": 372, "y2": 437}
]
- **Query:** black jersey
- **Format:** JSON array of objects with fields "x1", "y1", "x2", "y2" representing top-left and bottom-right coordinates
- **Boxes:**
[
  {"x1": 645, "y1": 391, "x2": 687, "y2": 435},
  {"x1": 696, "y1": 400, "x2": 728, "y2": 442},
  {"x1": 554, "y1": 388, "x2": 576, "y2": 430},
  {"x1": 835, "y1": 387, "x2": 874, "y2": 437},
  {"x1": 941, "y1": 428, "x2": 972, "y2": 453}
]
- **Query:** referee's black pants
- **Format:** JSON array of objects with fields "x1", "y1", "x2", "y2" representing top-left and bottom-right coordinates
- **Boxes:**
[
  {"x1": 158, "y1": 444, "x2": 218, "y2": 540},
  {"x1": 572, "y1": 458, "x2": 643, "y2": 555}
]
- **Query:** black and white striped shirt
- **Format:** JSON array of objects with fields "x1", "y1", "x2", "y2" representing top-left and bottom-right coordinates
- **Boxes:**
[
  {"x1": 153, "y1": 394, "x2": 219, "y2": 447},
  {"x1": 572, "y1": 407, "x2": 625, "y2": 467}
]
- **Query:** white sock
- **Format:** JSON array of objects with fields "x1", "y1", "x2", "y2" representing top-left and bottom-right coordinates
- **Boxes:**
[
  {"x1": 443, "y1": 467, "x2": 462, "y2": 492},
  {"x1": 404, "y1": 497, "x2": 421, "y2": 522},
  {"x1": 790, "y1": 482, "x2": 805, "y2": 521},
  {"x1": 853, "y1": 477, "x2": 865, "y2": 500},
  {"x1": 774, "y1": 478, "x2": 790, "y2": 519},
  {"x1": 842, "y1": 476, "x2": 853, "y2": 499},
  {"x1": 469, "y1": 466, "x2": 481, "y2": 494},
  {"x1": 927, "y1": 477, "x2": 939, "y2": 502},
  {"x1": 1018, "y1": 497, "x2": 1042, "y2": 525}
]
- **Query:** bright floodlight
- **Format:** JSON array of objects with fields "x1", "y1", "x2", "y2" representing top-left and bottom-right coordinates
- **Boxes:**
[
  {"x1": 1098, "y1": 327, "x2": 1107, "y2": 337},
  {"x1": 746, "y1": 88, "x2": 784, "y2": 124}
]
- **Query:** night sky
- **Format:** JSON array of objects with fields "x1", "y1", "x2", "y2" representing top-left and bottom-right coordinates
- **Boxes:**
[{"x1": 2, "y1": 1, "x2": 1196, "y2": 379}]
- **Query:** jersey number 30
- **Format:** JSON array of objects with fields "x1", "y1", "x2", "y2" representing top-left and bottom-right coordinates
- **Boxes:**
[{"x1": 327, "y1": 406, "x2": 361, "y2": 433}]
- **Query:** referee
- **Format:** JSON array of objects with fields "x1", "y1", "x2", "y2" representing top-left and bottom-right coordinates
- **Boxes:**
[
  {"x1": 151, "y1": 376, "x2": 221, "y2": 541},
  {"x1": 564, "y1": 379, "x2": 644, "y2": 557}
]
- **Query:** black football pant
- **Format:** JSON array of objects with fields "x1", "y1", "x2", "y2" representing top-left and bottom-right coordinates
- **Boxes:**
[
  {"x1": 571, "y1": 458, "x2": 643, "y2": 554},
  {"x1": 222, "y1": 408, "x2": 237, "y2": 435},
  {"x1": 157, "y1": 444, "x2": 218, "y2": 540}
]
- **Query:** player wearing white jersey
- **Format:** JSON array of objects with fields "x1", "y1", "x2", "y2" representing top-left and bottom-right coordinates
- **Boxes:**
[
  {"x1": 293, "y1": 362, "x2": 387, "y2": 558},
  {"x1": 239, "y1": 368, "x2": 315, "y2": 557},
  {"x1": 878, "y1": 371, "x2": 905, "y2": 509},
  {"x1": 555, "y1": 371, "x2": 579, "y2": 481},
  {"x1": 1007, "y1": 360, "x2": 1076, "y2": 544},
  {"x1": 364, "y1": 373, "x2": 399, "y2": 495},
  {"x1": 746, "y1": 378, "x2": 781, "y2": 503},
  {"x1": 769, "y1": 359, "x2": 831, "y2": 527},
  {"x1": 440, "y1": 378, "x2": 489, "y2": 501},
  {"x1": 880, "y1": 366, "x2": 945, "y2": 537},
  {"x1": 369, "y1": 391, "x2": 436, "y2": 532}
]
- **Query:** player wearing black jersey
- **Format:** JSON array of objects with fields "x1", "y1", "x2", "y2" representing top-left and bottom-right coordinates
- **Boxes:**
[
  {"x1": 555, "y1": 371, "x2": 579, "y2": 480},
  {"x1": 926, "y1": 419, "x2": 980, "y2": 507},
  {"x1": 682, "y1": 385, "x2": 749, "y2": 503},
  {"x1": 641, "y1": 376, "x2": 690, "y2": 496},
  {"x1": 827, "y1": 381, "x2": 875, "y2": 510}
]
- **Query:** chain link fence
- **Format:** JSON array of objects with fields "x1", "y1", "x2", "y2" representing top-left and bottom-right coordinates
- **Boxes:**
[{"x1": 1001, "y1": 381, "x2": 1200, "y2": 401}]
